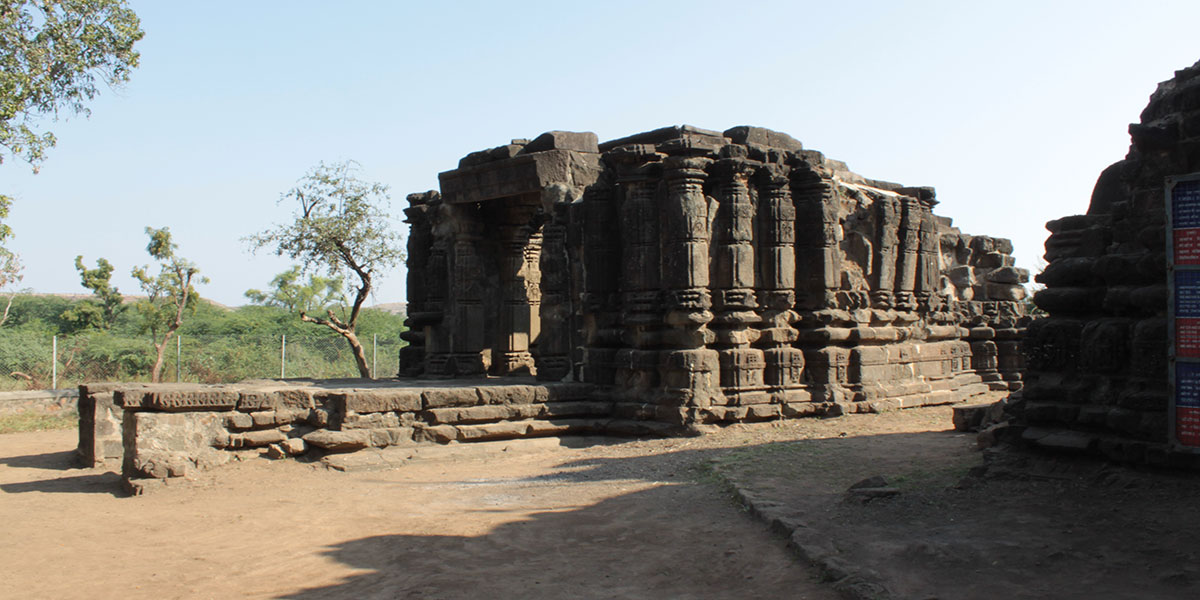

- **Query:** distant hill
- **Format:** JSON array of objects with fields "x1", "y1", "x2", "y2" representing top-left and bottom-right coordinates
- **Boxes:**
[
  {"x1": 368, "y1": 302, "x2": 407, "y2": 315},
  {"x1": 23, "y1": 293, "x2": 403, "y2": 314},
  {"x1": 23, "y1": 293, "x2": 234, "y2": 310}
]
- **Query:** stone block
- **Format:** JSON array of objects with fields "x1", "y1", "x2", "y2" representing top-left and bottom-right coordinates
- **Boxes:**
[
  {"x1": 123, "y1": 411, "x2": 231, "y2": 481},
  {"x1": 952, "y1": 402, "x2": 996, "y2": 431},
  {"x1": 281, "y1": 437, "x2": 308, "y2": 456},
  {"x1": 456, "y1": 421, "x2": 531, "y2": 442},
  {"x1": 985, "y1": 266, "x2": 1029, "y2": 284},
  {"x1": 413, "y1": 424, "x2": 459, "y2": 443},
  {"x1": 522, "y1": 131, "x2": 599, "y2": 154},
  {"x1": 367, "y1": 427, "x2": 415, "y2": 448},
  {"x1": 543, "y1": 383, "x2": 595, "y2": 402},
  {"x1": 976, "y1": 252, "x2": 1014, "y2": 268},
  {"x1": 238, "y1": 429, "x2": 287, "y2": 448},
  {"x1": 722, "y1": 126, "x2": 803, "y2": 151},
  {"x1": 476, "y1": 385, "x2": 540, "y2": 405},
  {"x1": 77, "y1": 384, "x2": 124, "y2": 467},
  {"x1": 336, "y1": 389, "x2": 422, "y2": 413},
  {"x1": 301, "y1": 429, "x2": 370, "y2": 452},
  {"x1": 948, "y1": 265, "x2": 975, "y2": 288},
  {"x1": 342, "y1": 411, "x2": 403, "y2": 430},
  {"x1": 143, "y1": 387, "x2": 239, "y2": 412},
  {"x1": 526, "y1": 418, "x2": 604, "y2": 436},
  {"x1": 422, "y1": 388, "x2": 481, "y2": 409},
  {"x1": 535, "y1": 402, "x2": 613, "y2": 419},
  {"x1": 225, "y1": 412, "x2": 254, "y2": 430},
  {"x1": 425, "y1": 405, "x2": 517, "y2": 424},
  {"x1": 250, "y1": 411, "x2": 277, "y2": 427},
  {"x1": 985, "y1": 282, "x2": 1026, "y2": 301}
]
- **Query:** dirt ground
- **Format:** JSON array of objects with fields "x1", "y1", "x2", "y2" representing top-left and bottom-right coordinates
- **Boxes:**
[{"x1": 3, "y1": 405, "x2": 1200, "y2": 599}]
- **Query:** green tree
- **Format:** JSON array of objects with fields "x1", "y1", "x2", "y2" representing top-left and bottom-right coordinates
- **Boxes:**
[
  {"x1": 245, "y1": 266, "x2": 346, "y2": 314},
  {"x1": 131, "y1": 227, "x2": 207, "y2": 382},
  {"x1": 0, "y1": 0, "x2": 143, "y2": 248},
  {"x1": 247, "y1": 161, "x2": 404, "y2": 378},
  {"x1": 60, "y1": 255, "x2": 123, "y2": 331}
]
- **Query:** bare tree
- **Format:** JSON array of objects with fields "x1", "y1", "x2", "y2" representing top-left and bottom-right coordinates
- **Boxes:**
[
  {"x1": 246, "y1": 161, "x2": 403, "y2": 378},
  {"x1": 131, "y1": 227, "x2": 206, "y2": 382}
]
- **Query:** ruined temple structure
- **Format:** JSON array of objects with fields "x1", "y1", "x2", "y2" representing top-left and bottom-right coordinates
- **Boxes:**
[
  {"x1": 399, "y1": 125, "x2": 1029, "y2": 427},
  {"x1": 1018, "y1": 60, "x2": 1200, "y2": 465}
]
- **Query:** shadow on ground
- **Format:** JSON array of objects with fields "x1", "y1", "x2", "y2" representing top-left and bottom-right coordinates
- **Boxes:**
[{"x1": 277, "y1": 482, "x2": 830, "y2": 600}]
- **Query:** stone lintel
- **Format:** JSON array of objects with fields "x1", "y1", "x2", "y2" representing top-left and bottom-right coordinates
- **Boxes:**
[
  {"x1": 598, "y1": 124, "x2": 726, "y2": 152},
  {"x1": 722, "y1": 126, "x2": 804, "y2": 151},
  {"x1": 439, "y1": 149, "x2": 600, "y2": 205}
]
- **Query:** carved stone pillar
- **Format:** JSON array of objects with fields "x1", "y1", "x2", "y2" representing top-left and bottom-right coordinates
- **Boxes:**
[
  {"x1": 711, "y1": 157, "x2": 765, "y2": 402},
  {"x1": 916, "y1": 198, "x2": 941, "y2": 306},
  {"x1": 659, "y1": 154, "x2": 719, "y2": 413},
  {"x1": 421, "y1": 201, "x2": 453, "y2": 377},
  {"x1": 445, "y1": 203, "x2": 488, "y2": 376},
  {"x1": 754, "y1": 166, "x2": 804, "y2": 396},
  {"x1": 580, "y1": 183, "x2": 622, "y2": 385},
  {"x1": 792, "y1": 166, "x2": 840, "y2": 310},
  {"x1": 399, "y1": 192, "x2": 434, "y2": 376},
  {"x1": 871, "y1": 196, "x2": 900, "y2": 309},
  {"x1": 535, "y1": 199, "x2": 572, "y2": 381},
  {"x1": 895, "y1": 196, "x2": 922, "y2": 311},
  {"x1": 493, "y1": 198, "x2": 542, "y2": 376},
  {"x1": 613, "y1": 153, "x2": 664, "y2": 397}
]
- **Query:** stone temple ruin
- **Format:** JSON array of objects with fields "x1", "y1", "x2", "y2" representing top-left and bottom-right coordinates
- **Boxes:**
[
  {"x1": 399, "y1": 125, "x2": 1027, "y2": 424},
  {"x1": 1016, "y1": 60, "x2": 1200, "y2": 466},
  {"x1": 80, "y1": 125, "x2": 1033, "y2": 492}
]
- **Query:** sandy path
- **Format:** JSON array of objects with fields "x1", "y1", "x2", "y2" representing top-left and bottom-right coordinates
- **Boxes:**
[{"x1": 0, "y1": 429, "x2": 835, "y2": 600}]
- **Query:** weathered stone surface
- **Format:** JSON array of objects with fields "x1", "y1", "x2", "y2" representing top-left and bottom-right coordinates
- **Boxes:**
[
  {"x1": 456, "y1": 421, "x2": 531, "y2": 441},
  {"x1": 1015, "y1": 59, "x2": 1200, "y2": 466},
  {"x1": 475, "y1": 385, "x2": 540, "y2": 405},
  {"x1": 422, "y1": 388, "x2": 481, "y2": 409},
  {"x1": 77, "y1": 383, "x2": 124, "y2": 467},
  {"x1": 301, "y1": 429, "x2": 370, "y2": 452},
  {"x1": 280, "y1": 437, "x2": 307, "y2": 456},
  {"x1": 413, "y1": 424, "x2": 459, "y2": 444},
  {"x1": 523, "y1": 130, "x2": 599, "y2": 154},
  {"x1": 123, "y1": 411, "x2": 230, "y2": 480},
  {"x1": 236, "y1": 429, "x2": 287, "y2": 448},
  {"x1": 132, "y1": 387, "x2": 239, "y2": 412},
  {"x1": 335, "y1": 389, "x2": 422, "y2": 414}
]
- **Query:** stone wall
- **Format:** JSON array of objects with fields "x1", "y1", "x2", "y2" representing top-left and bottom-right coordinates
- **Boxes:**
[
  {"x1": 0, "y1": 388, "x2": 77, "y2": 417},
  {"x1": 402, "y1": 125, "x2": 1029, "y2": 427},
  {"x1": 98, "y1": 379, "x2": 670, "y2": 493},
  {"x1": 1017, "y1": 60, "x2": 1200, "y2": 465}
]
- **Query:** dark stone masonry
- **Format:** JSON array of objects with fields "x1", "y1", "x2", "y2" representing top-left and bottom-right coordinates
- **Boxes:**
[
  {"x1": 401, "y1": 125, "x2": 1027, "y2": 422},
  {"x1": 1016, "y1": 60, "x2": 1200, "y2": 465},
  {"x1": 87, "y1": 124, "x2": 1035, "y2": 492}
]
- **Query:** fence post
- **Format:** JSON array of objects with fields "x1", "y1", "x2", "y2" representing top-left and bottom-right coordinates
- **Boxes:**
[
  {"x1": 52, "y1": 335, "x2": 57, "y2": 390},
  {"x1": 280, "y1": 334, "x2": 286, "y2": 379},
  {"x1": 176, "y1": 335, "x2": 182, "y2": 382},
  {"x1": 373, "y1": 334, "x2": 377, "y2": 379}
]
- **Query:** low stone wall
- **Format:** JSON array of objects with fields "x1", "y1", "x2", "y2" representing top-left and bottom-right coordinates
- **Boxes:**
[
  {"x1": 105, "y1": 375, "x2": 995, "y2": 494},
  {"x1": 108, "y1": 378, "x2": 682, "y2": 493},
  {"x1": 0, "y1": 389, "x2": 78, "y2": 417}
]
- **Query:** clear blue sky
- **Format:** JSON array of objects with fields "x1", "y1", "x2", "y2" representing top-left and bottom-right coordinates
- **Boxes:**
[{"x1": 4, "y1": 0, "x2": 1200, "y2": 307}]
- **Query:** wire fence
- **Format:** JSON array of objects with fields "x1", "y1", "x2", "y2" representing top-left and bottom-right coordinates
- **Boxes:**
[{"x1": 0, "y1": 332, "x2": 404, "y2": 391}]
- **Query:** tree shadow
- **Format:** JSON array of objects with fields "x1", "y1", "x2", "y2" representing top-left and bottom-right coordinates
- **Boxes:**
[
  {"x1": 0, "y1": 471, "x2": 123, "y2": 496},
  {"x1": 276, "y1": 482, "x2": 830, "y2": 600},
  {"x1": 0, "y1": 450, "x2": 80, "y2": 471}
]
